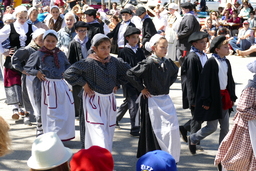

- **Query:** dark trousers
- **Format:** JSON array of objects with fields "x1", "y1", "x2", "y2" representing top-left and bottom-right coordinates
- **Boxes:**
[
  {"x1": 117, "y1": 94, "x2": 140, "y2": 134},
  {"x1": 183, "y1": 107, "x2": 202, "y2": 134},
  {"x1": 72, "y1": 85, "x2": 82, "y2": 117}
]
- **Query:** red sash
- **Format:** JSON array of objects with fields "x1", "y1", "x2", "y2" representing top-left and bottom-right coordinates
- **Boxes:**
[{"x1": 220, "y1": 89, "x2": 232, "y2": 110}]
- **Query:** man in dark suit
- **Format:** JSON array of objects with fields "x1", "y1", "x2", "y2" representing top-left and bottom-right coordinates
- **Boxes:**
[
  {"x1": 136, "y1": 7, "x2": 157, "y2": 57},
  {"x1": 84, "y1": 9, "x2": 104, "y2": 48},
  {"x1": 177, "y1": 2, "x2": 200, "y2": 64},
  {"x1": 107, "y1": 8, "x2": 136, "y2": 54},
  {"x1": 180, "y1": 31, "x2": 209, "y2": 144}
]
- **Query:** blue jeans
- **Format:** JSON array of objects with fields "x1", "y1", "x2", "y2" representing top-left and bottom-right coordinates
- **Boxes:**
[
  {"x1": 190, "y1": 109, "x2": 229, "y2": 145},
  {"x1": 229, "y1": 37, "x2": 252, "y2": 52}
]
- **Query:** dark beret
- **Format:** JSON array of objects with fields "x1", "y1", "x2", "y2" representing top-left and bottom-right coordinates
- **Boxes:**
[
  {"x1": 180, "y1": 2, "x2": 193, "y2": 9},
  {"x1": 84, "y1": 9, "x2": 96, "y2": 16},
  {"x1": 74, "y1": 21, "x2": 89, "y2": 29},
  {"x1": 124, "y1": 27, "x2": 141, "y2": 37},
  {"x1": 121, "y1": 8, "x2": 133, "y2": 15},
  {"x1": 209, "y1": 35, "x2": 226, "y2": 53},
  {"x1": 188, "y1": 31, "x2": 209, "y2": 43},
  {"x1": 136, "y1": 7, "x2": 146, "y2": 16}
]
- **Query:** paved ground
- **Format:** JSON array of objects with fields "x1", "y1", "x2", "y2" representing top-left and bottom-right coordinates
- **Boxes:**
[{"x1": 0, "y1": 55, "x2": 255, "y2": 171}]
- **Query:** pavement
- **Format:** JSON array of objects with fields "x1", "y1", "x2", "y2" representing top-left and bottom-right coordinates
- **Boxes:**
[{"x1": 0, "y1": 55, "x2": 255, "y2": 171}]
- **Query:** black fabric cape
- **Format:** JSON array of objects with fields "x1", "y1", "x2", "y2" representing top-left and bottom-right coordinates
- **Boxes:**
[
  {"x1": 194, "y1": 57, "x2": 237, "y2": 121},
  {"x1": 181, "y1": 52, "x2": 203, "y2": 109},
  {"x1": 67, "y1": 39, "x2": 90, "y2": 64}
]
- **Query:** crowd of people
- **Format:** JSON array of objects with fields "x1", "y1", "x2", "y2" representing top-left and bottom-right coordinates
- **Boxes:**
[{"x1": 0, "y1": 0, "x2": 256, "y2": 170}]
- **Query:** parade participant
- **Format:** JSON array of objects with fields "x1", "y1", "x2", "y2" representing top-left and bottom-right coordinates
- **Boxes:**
[
  {"x1": 67, "y1": 21, "x2": 90, "y2": 124},
  {"x1": 215, "y1": 60, "x2": 256, "y2": 171},
  {"x1": 135, "y1": 7, "x2": 157, "y2": 56},
  {"x1": 46, "y1": 6, "x2": 66, "y2": 32},
  {"x1": 0, "y1": 116, "x2": 11, "y2": 157},
  {"x1": 27, "y1": 7, "x2": 49, "y2": 30},
  {"x1": 12, "y1": 28, "x2": 45, "y2": 127},
  {"x1": 24, "y1": 30, "x2": 75, "y2": 141},
  {"x1": 180, "y1": 31, "x2": 209, "y2": 143},
  {"x1": 107, "y1": 8, "x2": 136, "y2": 54},
  {"x1": 188, "y1": 36, "x2": 237, "y2": 155},
  {"x1": 63, "y1": 33, "x2": 130, "y2": 151},
  {"x1": 27, "y1": 132, "x2": 72, "y2": 171},
  {"x1": 127, "y1": 34, "x2": 180, "y2": 162},
  {"x1": 116, "y1": 27, "x2": 145, "y2": 136},
  {"x1": 0, "y1": 5, "x2": 37, "y2": 120},
  {"x1": 177, "y1": 2, "x2": 200, "y2": 65}
]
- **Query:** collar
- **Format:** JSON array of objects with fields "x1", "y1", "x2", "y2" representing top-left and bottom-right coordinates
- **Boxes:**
[
  {"x1": 212, "y1": 53, "x2": 226, "y2": 61},
  {"x1": 191, "y1": 46, "x2": 206, "y2": 56},
  {"x1": 87, "y1": 19, "x2": 99, "y2": 24},
  {"x1": 125, "y1": 43, "x2": 138, "y2": 51},
  {"x1": 74, "y1": 35, "x2": 88, "y2": 45},
  {"x1": 27, "y1": 19, "x2": 40, "y2": 25},
  {"x1": 142, "y1": 14, "x2": 149, "y2": 21},
  {"x1": 122, "y1": 19, "x2": 131, "y2": 24}
]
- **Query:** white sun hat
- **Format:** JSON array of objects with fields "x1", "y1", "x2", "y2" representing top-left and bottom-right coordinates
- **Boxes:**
[{"x1": 27, "y1": 132, "x2": 73, "y2": 170}]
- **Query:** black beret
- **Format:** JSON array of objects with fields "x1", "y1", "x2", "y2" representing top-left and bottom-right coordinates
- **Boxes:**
[
  {"x1": 180, "y1": 2, "x2": 193, "y2": 9},
  {"x1": 124, "y1": 27, "x2": 141, "y2": 37},
  {"x1": 84, "y1": 9, "x2": 97, "y2": 16},
  {"x1": 121, "y1": 8, "x2": 133, "y2": 15},
  {"x1": 75, "y1": 21, "x2": 89, "y2": 29},
  {"x1": 188, "y1": 31, "x2": 209, "y2": 43},
  {"x1": 209, "y1": 35, "x2": 226, "y2": 53},
  {"x1": 136, "y1": 7, "x2": 146, "y2": 16}
]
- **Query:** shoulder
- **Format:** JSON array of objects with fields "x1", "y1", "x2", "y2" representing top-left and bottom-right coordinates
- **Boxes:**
[{"x1": 57, "y1": 28, "x2": 66, "y2": 34}]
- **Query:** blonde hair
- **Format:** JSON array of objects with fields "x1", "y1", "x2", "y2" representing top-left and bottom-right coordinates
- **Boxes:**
[
  {"x1": 0, "y1": 116, "x2": 11, "y2": 157},
  {"x1": 216, "y1": 39, "x2": 229, "y2": 49}
]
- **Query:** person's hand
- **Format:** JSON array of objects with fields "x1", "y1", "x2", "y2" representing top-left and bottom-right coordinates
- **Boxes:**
[
  {"x1": 202, "y1": 105, "x2": 209, "y2": 110},
  {"x1": 141, "y1": 88, "x2": 151, "y2": 98},
  {"x1": 83, "y1": 83, "x2": 95, "y2": 97},
  {"x1": 3, "y1": 50, "x2": 10, "y2": 56},
  {"x1": 36, "y1": 71, "x2": 46, "y2": 81},
  {"x1": 8, "y1": 48, "x2": 15, "y2": 56},
  {"x1": 22, "y1": 70, "x2": 29, "y2": 75},
  {"x1": 236, "y1": 40, "x2": 240, "y2": 44},
  {"x1": 113, "y1": 86, "x2": 118, "y2": 93}
]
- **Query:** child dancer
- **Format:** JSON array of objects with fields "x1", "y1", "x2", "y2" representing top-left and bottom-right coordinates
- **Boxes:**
[
  {"x1": 12, "y1": 28, "x2": 45, "y2": 126},
  {"x1": 24, "y1": 30, "x2": 75, "y2": 140},
  {"x1": 215, "y1": 60, "x2": 256, "y2": 171},
  {"x1": 188, "y1": 36, "x2": 237, "y2": 155},
  {"x1": 63, "y1": 33, "x2": 130, "y2": 151},
  {"x1": 127, "y1": 34, "x2": 180, "y2": 163},
  {"x1": 116, "y1": 27, "x2": 145, "y2": 136},
  {"x1": 45, "y1": 6, "x2": 65, "y2": 32}
]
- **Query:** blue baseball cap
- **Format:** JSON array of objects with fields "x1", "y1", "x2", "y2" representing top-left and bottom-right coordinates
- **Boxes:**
[{"x1": 136, "y1": 150, "x2": 177, "y2": 171}]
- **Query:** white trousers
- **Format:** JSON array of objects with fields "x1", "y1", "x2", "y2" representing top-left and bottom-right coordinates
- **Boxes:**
[
  {"x1": 148, "y1": 94, "x2": 181, "y2": 163},
  {"x1": 83, "y1": 92, "x2": 116, "y2": 152},
  {"x1": 41, "y1": 78, "x2": 75, "y2": 141}
]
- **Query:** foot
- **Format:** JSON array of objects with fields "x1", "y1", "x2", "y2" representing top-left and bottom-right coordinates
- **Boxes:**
[
  {"x1": 19, "y1": 108, "x2": 25, "y2": 116},
  {"x1": 179, "y1": 126, "x2": 188, "y2": 143},
  {"x1": 24, "y1": 116, "x2": 32, "y2": 126},
  {"x1": 12, "y1": 108, "x2": 19, "y2": 120},
  {"x1": 188, "y1": 136, "x2": 196, "y2": 155},
  {"x1": 130, "y1": 132, "x2": 140, "y2": 137},
  {"x1": 196, "y1": 145, "x2": 204, "y2": 151},
  {"x1": 115, "y1": 120, "x2": 120, "y2": 129}
]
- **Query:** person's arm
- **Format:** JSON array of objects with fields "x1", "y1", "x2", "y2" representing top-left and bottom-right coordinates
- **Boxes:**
[
  {"x1": 0, "y1": 25, "x2": 11, "y2": 54},
  {"x1": 24, "y1": 52, "x2": 41, "y2": 76},
  {"x1": 11, "y1": 48, "x2": 29, "y2": 73}
]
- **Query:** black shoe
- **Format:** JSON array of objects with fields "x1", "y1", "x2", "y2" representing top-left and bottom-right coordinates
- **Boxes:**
[
  {"x1": 188, "y1": 136, "x2": 196, "y2": 155},
  {"x1": 130, "y1": 132, "x2": 140, "y2": 137},
  {"x1": 179, "y1": 126, "x2": 188, "y2": 143},
  {"x1": 217, "y1": 163, "x2": 222, "y2": 171}
]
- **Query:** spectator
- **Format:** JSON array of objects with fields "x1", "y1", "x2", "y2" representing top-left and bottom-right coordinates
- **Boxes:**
[
  {"x1": 239, "y1": 1, "x2": 251, "y2": 20},
  {"x1": 229, "y1": 20, "x2": 254, "y2": 54},
  {"x1": 227, "y1": 10, "x2": 241, "y2": 24},
  {"x1": 249, "y1": 11, "x2": 256, "y2": 28},
  {"x1": 201, "y1": 18, "x2": 217, "y2": 40},
  {"x1": 153, "y1": 9, "x2": 166, "y2": 32},
  {"x1": 97, "y1": 4, "x2": 109, "y2": 14},
  {"x1": 0, "y1": 116, "x2": 11, "y2": 157},
  {"x1": 136, "y1": 150, "x2": 177, "y2": 171},
  {"x1": 109, "y1": 2, "x2": 120, "y2": 16},
  {"x1": 220, "y1": 10, "x2": 231, "y2": 23},
  {"x1": 206, "y1": 11, "x2": 219, "y2": 27},
  {"x1": 70, "y1": 146, "x2": 114, "y2": 171},
  {"x1": 222, "y1": 3, "x2": 233, "y2": 15},
  {"x1": 27, "y1": 132, "x2": 72, "y2": 171},
  {"x1": 108, "y1": 15, "x2": 120, "y2": 31},
  {"x1": 37, "y1": 6, "x2": 49, "y2": 23},
  {"x1": 237, "y1": 44, "x2": 256, "y2": 57},
  {"x1": 233, "y1": 1, "x2": 242, "y2": 14}
]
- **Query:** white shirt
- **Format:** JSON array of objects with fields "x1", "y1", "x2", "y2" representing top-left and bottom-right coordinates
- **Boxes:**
[
  {"x1": 213, "y1": 57, "x2": 228, "y2": 90},
  {"x1": 196, "y1": 52, "x2": 208, "y2": 67},
  {"x1": 117, "y1": 21, "x2": 129, "y2": 48},
  {"x1": 153, "y1": 16, "x2": 167, "y2": 31},
  {"x1": 0, "y1": 21, "x2": 38, "y2": 54}
]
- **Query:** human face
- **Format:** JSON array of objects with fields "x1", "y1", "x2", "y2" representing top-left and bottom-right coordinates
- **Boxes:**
[
  {"x1": 17, "y1": 12, "x2": 28, "y2": 25},
  {"x1": 75, "y1": 27, "x2": 88, "y2": 39},
  {"x1": 65, "y1": 15, "x2": 75, "y2": 28},
  {"x1": 182, "y1": 8, "x2": 189, "y2": 14},
  {"x1": 43, "y1": 35, "x2": 58, "y2": 50},
  {"x1": 92, "y1": 41, "x2": 111, "y2": 59},
  {"x1": 34, "y1": 34, "x2": 44, "y2": 47},
  {"x1": 243, "y1": 23, "x2": 249, "y2": 28},
  {"x1": 153, "y1": 39, "x2": 168, "y2": 58},
  {"x1": 51, "y1": 8, "x2": 60, "y2": 19},
  {"x1": 215, "y1": 44, "x2": 229, "y2": 57},
  {"x1": 207, "y1": 20, "x2": 212, "y2": 27},
  {"x1": 121, "y1": 13, "x2": 132, "y2": 22},
  {"x1": 112, "y1": 3, "x2": 117, "y2": 9},
  {"x1": 192, "y1": 38, "x2": 208, "y2": 51},
  {"x1": 126, "y1": 34, "x2": 139, "y2": 47},
  {"x1": 169, "y1": 8, "x2": 175, "y2": 14},
  {"x1": 30, "y1": 10, "x2": 38, "y2": 22},
  {"x1": 85, "y1": 14, "x2": 94, "y2": 23}
]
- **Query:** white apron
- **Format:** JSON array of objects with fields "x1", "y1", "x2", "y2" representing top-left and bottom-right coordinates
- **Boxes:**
[
  {"x1": 41, "y1": 78, "x2": 75, "y2": 141},
  {"x1": 248, "y1": 119, "x2": 256, "y2": 157},
  {"x1": 148, "y1": 94, "x2": 180, "y2": 162},
  {"x1": 26, "y1": 75, "x2": 39, "y2": 118},
  {"x1": 165, "y1": 28, "x2": 177, "y2": 61},
  {"x1": 83, "y1": 92, "x2": 116, "y2": 152}
]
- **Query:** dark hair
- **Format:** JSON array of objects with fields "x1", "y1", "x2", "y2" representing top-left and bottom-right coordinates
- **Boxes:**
[
  {"x1": 29, "y1": 162, "x2": 69, "y2": 171},
  {"x1": 44, "y1": 33, "x2": 58, "y2": 40},
  {"x1": 112, "y1": 2, "x2": 117, "y2": 5},
  {"x1": 250, "y1": 11, "x2": 255, "y2": 15},
  {"x1": 112, "y1": 15, "x2": 119, "y2": 22}
]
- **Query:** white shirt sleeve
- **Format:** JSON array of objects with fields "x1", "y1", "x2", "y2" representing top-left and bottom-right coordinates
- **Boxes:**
[{"x1": 0, "y1": 25, "x2": 11, "y2": 54}]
